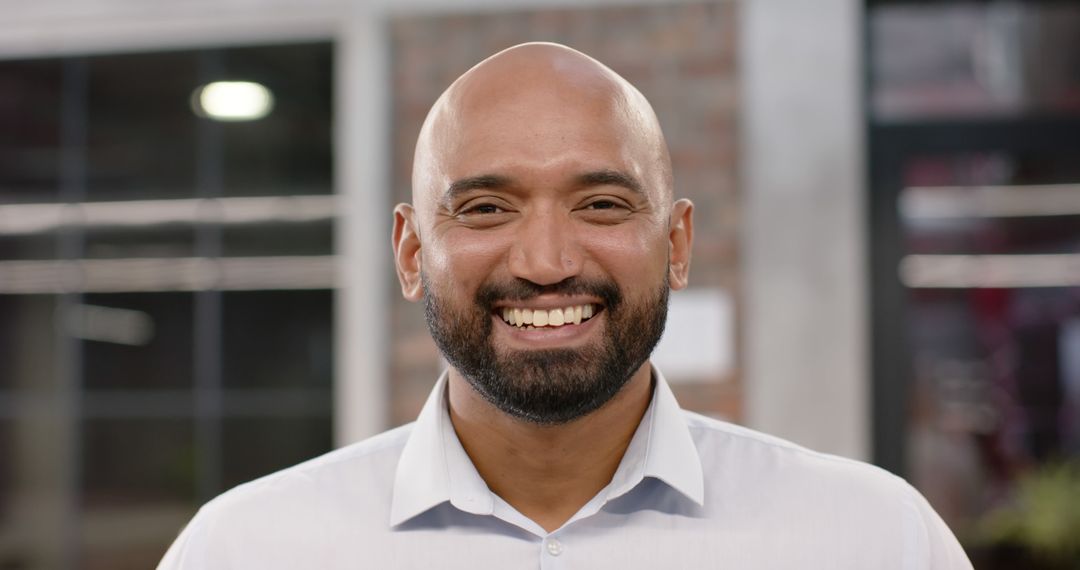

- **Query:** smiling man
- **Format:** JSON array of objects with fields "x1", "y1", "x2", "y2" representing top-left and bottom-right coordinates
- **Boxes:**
[{"x1": 158, "y1": 43, "x2": 972, "y2": 569}]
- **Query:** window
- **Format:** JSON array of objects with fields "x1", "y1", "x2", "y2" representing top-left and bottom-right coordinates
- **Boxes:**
[{"x1": 0, "y1": 42, "x2": 334, "y2": 569}]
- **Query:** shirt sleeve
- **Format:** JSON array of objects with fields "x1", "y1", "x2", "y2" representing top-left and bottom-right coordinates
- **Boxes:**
[{"x1": 905, "y1": 482, "x2": 974, "y2": 570}]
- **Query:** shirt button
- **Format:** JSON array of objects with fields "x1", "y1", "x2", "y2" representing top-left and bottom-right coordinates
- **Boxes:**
[{"x1": 546, "y1": 538, "x2": 564, "y2": 557}]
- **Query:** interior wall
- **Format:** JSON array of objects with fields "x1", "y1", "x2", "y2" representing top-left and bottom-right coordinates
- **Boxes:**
[{"x1": 0, "y1": 0, "x2": 869, "y2": 460}]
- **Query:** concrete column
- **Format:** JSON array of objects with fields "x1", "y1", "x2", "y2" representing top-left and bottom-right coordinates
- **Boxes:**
[
  {"x1": 333, "y1": 6, "x2": 391, "y2": 445},
  {"x1": 740, "y1": 0, "x2": 868, "y2": 460}
]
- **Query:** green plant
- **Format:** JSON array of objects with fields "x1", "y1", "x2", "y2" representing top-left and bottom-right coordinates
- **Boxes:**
[{"x1": 976, "y1": 461, "x2": 1080, "y2": 567}]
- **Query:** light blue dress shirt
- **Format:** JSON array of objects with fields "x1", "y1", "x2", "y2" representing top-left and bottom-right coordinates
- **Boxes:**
[{"x1": 158, "y1": 369, "x2": 973, "y2": 569}]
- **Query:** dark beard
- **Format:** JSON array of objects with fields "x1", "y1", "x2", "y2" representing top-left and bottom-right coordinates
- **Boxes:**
[{"x1": 422, "y1": 274, "x2": 669, "y2": 425}]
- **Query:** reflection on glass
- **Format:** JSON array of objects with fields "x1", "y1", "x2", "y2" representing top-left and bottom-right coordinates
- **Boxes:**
[
  {"x1": 872, "y1": 3, "x2": 1080, "y2": 120},
  {"x1": 900, "y1": 152, "x2": 1080, "y2": 565}
]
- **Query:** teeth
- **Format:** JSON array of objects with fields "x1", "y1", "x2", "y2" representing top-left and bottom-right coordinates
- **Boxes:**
[
  {"x1": 549, "y1": 308, "x2": 564, "y2": 326},
  {"x1": 533, "y1": 310, "x2": 549, "y2": 327},
  {"x1": 499, "y1": 304, "x2": 598, "y2": 328}
]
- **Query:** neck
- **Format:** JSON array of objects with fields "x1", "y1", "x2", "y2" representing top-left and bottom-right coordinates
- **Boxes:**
[{"x1": 446, "y1": 363, "x2": 654, "y2": 533}]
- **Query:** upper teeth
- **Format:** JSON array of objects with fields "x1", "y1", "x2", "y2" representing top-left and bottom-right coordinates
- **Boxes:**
[{"x1": 500, "y1": 304, "x2": 596, "y2": 328}]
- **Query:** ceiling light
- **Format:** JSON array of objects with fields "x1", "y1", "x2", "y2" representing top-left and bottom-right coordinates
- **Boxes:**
[{"x1": 192, "y1": 81, "x2": 274, "y2": 121}]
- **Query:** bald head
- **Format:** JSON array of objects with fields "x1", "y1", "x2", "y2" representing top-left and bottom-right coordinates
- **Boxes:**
[
  {"x1": 411, "y1": 42, "x2": 673, "y2": 215},
  {"x1": 391, "y1": 43, "x2": 696, "y2": 407}
]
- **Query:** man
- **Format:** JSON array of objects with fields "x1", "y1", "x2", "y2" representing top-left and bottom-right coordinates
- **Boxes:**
[{"x1": 159, "y1": 42, "x2": 973, "y2": 569}]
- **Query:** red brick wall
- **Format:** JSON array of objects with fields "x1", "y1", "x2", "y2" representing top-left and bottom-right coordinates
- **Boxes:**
[{"x1": 387, "y1": 2, "x2": 742, "y2": 425}]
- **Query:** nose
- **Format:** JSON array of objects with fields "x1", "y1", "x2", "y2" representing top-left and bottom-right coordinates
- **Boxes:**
[{"x1": 507, "y1": 209, "x2": 583, "y2": 286}]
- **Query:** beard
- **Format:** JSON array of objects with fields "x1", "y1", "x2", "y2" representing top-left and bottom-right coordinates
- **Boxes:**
[{"x1": 422, "y1": 273, "x2": 669, "y2": 425}]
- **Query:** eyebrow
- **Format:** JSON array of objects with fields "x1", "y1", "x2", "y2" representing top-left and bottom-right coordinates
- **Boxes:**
[
  {"x1": 443, "y1": 169, "x2": 645, "y2": 206},
  {"x1": 444, "y1": 174, "x2": 512, "y2": 206},
  {"x1": 575, "y1": 169, "x2": 645, "y2": 196}
]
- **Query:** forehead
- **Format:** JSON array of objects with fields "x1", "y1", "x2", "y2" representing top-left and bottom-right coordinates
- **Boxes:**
[{"x1": 430, "y1": 85, "x2": 654, "y2": 199}]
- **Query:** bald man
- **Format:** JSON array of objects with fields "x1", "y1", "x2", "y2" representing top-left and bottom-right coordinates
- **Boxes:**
[{"x1": 159, "y1": 43, "x2": 972, "y2": 569}]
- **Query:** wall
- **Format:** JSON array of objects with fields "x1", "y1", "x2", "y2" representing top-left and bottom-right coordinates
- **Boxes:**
[
  {"x1": 0, "y1": 0, "x2": 867, "y2": 459},
  {"x1": 386, "y1": 2, "x2": 742, "y2": 425}
]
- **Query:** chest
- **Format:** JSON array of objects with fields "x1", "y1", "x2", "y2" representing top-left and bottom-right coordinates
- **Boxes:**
[{"x1": 237, "y1": 506, "x2": 905, "y2": 570}]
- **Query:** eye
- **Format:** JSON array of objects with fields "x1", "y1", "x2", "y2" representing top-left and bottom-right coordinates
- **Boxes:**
[
  {"x1": 581, "y1": 197, "x2": 631, "y2": 212},
  {"x1": 575, "y1": 196, "x2": 633, "y2": 224},
  {"x1": 587, "y1": 200, "x2": 618, "y2": 210},
  {"x1": 454, "y1": 200, "x2": 514, "y2": 228},
  {"x1": 462, "y1": 203, "x2": 503, "y2": 215}
]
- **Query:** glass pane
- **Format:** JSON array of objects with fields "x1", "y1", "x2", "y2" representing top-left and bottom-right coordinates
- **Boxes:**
[
  {"x1": 0, "y1": 234, "x2": 57, "y2": 262},
  {"x1": 872, "y1": 3, "x2": 1080, "y2": 120},
  {"x1": 0, "y1": 420, "x2": 8, "y2": 539},
  {"x1": 220, "y1": 43, "x2": 333, "y2": 196},
  {"x1": 81, "y1": 293, "x2": 194, "y2": 391},
  {"x1": 85, "y1": 51, "x2": 198, "y2": 202},
  {"x1": 80, "y1": 418, "x2": 197, "y2": 570},
  {"x1": 82, "y1": 418, "x2": 196, "y2": 504},
  {"x1": 0, "y1": 295, "x2": 60, "y2": 393},
  {"x1": 222, "y1": 290, "x2": 333, "y2": 389},
  {"x1": 899, "y1": 151, "x2": 1080, "y2": 564},
  {"x1": 84, "y1": 226, "x2": 196, "y2": 259},
  {"x1": 0, "y1": 59, "x2": 62, "y2": 204},
  {"x1": 221, "y1": 417, "x2": 332, "y2": 489},
  {"x1": 0, "y1": 415, "x2": 73, "y2": 569},
  {"x1": 222, "y1": 220, "x2": 332, "y2": 257}
]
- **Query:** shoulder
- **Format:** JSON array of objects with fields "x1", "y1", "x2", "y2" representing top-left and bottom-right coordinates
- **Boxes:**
[
  {"x1": 212, "y1": 421, "x2": 413, "y2": 510},
  {"x1": 159, "y1": 424, "x2": 417, "y2": 568},
  {"x1": 682, "y1": 410, "x2": 924, "y2": 513},
  {"x1": 163, "y1": 423, "x2": 415, "y2": 564},
  {"x1": 678, "y1": 412, "x2": 971, "y2": 568}
]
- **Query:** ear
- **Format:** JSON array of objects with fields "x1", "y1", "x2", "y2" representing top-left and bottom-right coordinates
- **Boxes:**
[
  {"x1": 392, "y1": 203, "x2": 424, "y2": 302},
  {"x1": 667, "y1": 199, "x2": 694, "y2": 291}
]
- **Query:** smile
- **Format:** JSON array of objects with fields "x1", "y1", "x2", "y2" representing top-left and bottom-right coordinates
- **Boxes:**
[{"x1": 498, "y1": 304, "x2": 599, "y2": 329}]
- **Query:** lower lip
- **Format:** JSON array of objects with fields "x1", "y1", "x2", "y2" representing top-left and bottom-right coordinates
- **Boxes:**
[{"x1": 493, "y1": 311, "x2": 602, "y2": 347}]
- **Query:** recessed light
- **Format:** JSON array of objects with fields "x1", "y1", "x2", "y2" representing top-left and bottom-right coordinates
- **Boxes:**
[{"x1": 192, "y1": 81, "x2": 274, "y2": 121}]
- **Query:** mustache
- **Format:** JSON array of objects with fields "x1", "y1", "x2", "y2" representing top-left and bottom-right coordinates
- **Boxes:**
[{"x1": 475, "y1": 277, "x2": 622, "y2": 311}]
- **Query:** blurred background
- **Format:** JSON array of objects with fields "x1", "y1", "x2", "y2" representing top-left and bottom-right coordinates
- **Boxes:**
[{"x1": 0, "y1": 0, "x2": 1078, "y2": 568}]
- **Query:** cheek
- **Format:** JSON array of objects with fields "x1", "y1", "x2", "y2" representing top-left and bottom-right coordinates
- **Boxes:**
[
  {"x1": 583, "y1": 224, "x2": 668, "y2": 283},
  {"x1": 425, "y1": 230, "x2": 508, "y2": 292}
]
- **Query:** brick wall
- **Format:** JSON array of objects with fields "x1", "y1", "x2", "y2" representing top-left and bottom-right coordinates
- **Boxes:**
[{"x1": 387, "y1": 1, "x2": 742, "y2": 425}]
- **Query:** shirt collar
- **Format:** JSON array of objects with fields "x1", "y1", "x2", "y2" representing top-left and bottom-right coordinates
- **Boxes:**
[
  {"x1": 390, "y1": 370, "x2": 493, "y2": 526},
  {"x1": 389, "y1": 366, "x2": 704, "y2": 527},
  {"x1": 604, "y1": 367, "x2": 705, "y2": 506}
]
